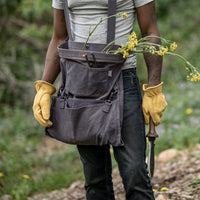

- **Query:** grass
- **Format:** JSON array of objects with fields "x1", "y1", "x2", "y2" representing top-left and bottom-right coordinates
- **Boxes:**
[{"x1": 0, "y1": 107, "x2": 84, "y2": 200}]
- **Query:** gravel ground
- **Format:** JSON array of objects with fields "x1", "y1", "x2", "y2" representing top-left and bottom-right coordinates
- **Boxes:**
[{"x1": 26, "y1": 145, "x2": 200, "y2": 200}]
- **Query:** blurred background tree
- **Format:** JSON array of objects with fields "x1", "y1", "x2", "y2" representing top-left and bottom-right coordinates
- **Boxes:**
[{"x1": 0, "y1": 0, "x2": 53, "y2": 108}]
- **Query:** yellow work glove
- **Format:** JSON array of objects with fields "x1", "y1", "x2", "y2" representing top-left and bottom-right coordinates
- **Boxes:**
[
  {"x1": 142, "y1": 82, "x2": 167, "y2": 126},
  {"x1": 32, "y1": 80, "x2": 56, "y2": 127}
]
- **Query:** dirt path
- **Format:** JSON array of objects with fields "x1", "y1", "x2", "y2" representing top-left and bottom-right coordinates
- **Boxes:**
[{"x1": 27, "y1": 145, "x2": 200, "y2": 200}]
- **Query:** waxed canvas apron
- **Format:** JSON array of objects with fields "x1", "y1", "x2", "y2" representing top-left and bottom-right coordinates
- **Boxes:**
[{"x1": 45, "y1": 0, "x2": 125, "y2": 146}]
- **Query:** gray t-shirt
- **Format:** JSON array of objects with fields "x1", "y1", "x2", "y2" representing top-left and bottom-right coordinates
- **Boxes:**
[{"x1": 52, "y1": 0, "x2": 153, "y2": 69}]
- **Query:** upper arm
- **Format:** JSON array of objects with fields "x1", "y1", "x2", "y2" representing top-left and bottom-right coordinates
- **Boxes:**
[
  {"x1": 136, "y1": 1, "x2": 159, "y2": 36},
  {"x1": 52, "y1": 8, "x2": 68, "y2": 40}
]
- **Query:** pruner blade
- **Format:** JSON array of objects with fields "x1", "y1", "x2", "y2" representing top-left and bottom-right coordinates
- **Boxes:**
[{"x1": 146, "y1": 118, "x2": 159, "y2": 178}]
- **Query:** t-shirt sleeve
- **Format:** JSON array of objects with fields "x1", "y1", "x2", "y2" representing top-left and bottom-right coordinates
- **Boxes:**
[
  {"x1": 52, "y1": 0, "x2": 64, "y2": 10},
  {"x1": 134, "y1": 0, "x2": 154, "y2": 8}
]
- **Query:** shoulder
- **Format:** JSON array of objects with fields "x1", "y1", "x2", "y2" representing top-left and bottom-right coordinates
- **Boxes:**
[
  {"x1": 52, "y1": 0, "x2": 64, "y2": 10},
  {"x1": 133, "y1": 0, "x2": 154, "y2": 8}
]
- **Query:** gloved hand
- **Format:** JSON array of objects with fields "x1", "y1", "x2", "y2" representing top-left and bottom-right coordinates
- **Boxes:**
[
  {"x1": 33, "y1": 80, "x2": 56, "y2": 127},
  {"x1": 142, "y1": 82, "x2": 167, "y2": 126}
]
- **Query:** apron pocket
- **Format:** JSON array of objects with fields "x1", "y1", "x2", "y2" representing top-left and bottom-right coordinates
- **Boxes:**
[
  {"x1": 45, "y1": 96, "x2": 123, "y2": 146},
  {"x1": 60, "y1": 58, "x2": 120, "y2": 98}
]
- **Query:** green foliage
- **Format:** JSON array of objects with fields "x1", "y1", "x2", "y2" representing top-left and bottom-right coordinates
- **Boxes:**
[
  {"x1": 191, "y1": 178, "x2": 200, "y2": 186},
  {"x1": 0, "y1": 108, "x2": 83, "y2": 199},
  {"x1": 11, "y1": 179, "x2": 34, "y2": 200},
  {"x1": 156, "y1": 0, "x2": 177, "y2": 19},
  {"x1": 154, "y1": 82, "x2": 200, "y2": 153},
  {"x1": 18, "y1": 0, "x2": 52, "y2": 22},
  {"x1": 19, "y1": 24, "x2": 53, "y2": 42},
  {"x1": 0, "y1": 0, "x2": 53, "y2": 107}
]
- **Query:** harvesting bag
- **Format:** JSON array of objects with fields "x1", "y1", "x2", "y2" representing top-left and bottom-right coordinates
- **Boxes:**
[{"x1": 45, "y1": 0, "x2": 124, "y2": 146}]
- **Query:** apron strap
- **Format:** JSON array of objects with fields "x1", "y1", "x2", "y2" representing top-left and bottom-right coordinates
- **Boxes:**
[
  {"x1": 63, "y1": 0, "x2": 117, "y2": 44},
  {"x1": 63, "y1": 0, "x2": 73, "y2": 41},
  {"x1": 107, "y1": 0, "x2": 117, "y2": 43}
]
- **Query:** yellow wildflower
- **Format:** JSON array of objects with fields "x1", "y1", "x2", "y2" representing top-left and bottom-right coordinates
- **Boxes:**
[
  {"x1": 152, "y1": 189, "x2": 157, "y2": 192},
  {"x1": 160, "y1": 187, "x2": 168, "y2": 191},
  {"x1": 122, "y1": 12, "x2": 127, "y2": 18},
  {"x1": 170, "y1": 42, "x2": 177, "y2": 51},
  {"x1": 128, "y1": 35, "x2": 133, "y2": 41},
  {"x1": 132, "y1": 32, "x2": 137, "y2": 39},
  {"x1": 186, "y1": 68, "x2": 190, "y2": 72},
  {"x1": 157, "y1": 46, "x2": 168, "y2": 56},
  {"x1": 0, "y1": 172, "x2": 4, "y2": 177},
  {"x1": 2, "y1": 150, "x2": 7, "y2": 154},
  {"x1": 134, "y1": 39, "x2": 138, "y2": 46},
  {"x1": 157, "y1": 51, "x2": 164, "y2": 56},
  {"x1": 128, "y1": 32, "x2": 138, "y2": 45},
  {"x1": 22, "y1": 174, "x2": 30, "y2": 179},
  {"x1": 74, "y1": 168, "x2": 78, "y2": 172},
  {"x1": 128, "y1": 41, "x2": 135, "y2": 51},
  {"x1": 186, "y1": 108, "x2": 193, "y2": 115},
  {"x1": 164, "y1": 46, "x2": 168, "y2": 53},
  {"x1": 121, "y1": 43, "x2": 125, "y2": 48},
  {"x1": 191, "y1": 75, "x2": 199, "y2": 82},
  {"x1": 123, "y1": 50, "x2": 129, "y2": 58},
  {"x1": 194, "y1": 76, "x2": 198, "y2": 82}
]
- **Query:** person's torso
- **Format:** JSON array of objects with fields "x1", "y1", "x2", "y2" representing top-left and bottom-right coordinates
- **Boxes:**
[
  {"x1": 53, "y1": 0, "x2": 138, "y2": 68},
  {"x1": 68, "y1": 0, "x2": 137, "y2": 68},
  {"x1": 67, "y1": 0, "x2": 136, "y2": 45}
]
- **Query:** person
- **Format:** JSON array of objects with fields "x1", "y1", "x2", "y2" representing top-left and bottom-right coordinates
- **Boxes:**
[{"x1": 33, "y1": 0, "x2": 167, "y2": 199}]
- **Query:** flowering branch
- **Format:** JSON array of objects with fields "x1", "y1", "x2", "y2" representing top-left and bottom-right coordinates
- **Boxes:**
[
  {"x1": 83, "y1": 11, "x2": 200, "y2": 82},
  {"x1": 82, "y1": 12, "x2": 127, "y2": 50},
  {"x1": 166, "y1": 52, "x2": 200, "y2": 81},
  {"x1": 110, "y1": 32, "x2": 200, "y2": 82}
]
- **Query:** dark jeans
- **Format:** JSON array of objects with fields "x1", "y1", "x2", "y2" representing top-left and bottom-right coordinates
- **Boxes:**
[{"x1": 77, "y1": 68, "x2": 154, "y2": 200}]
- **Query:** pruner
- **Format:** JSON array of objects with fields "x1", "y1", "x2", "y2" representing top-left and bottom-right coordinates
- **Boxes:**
[{"x1": 146, "y1": 118, "x2": 159, "y2": 178}]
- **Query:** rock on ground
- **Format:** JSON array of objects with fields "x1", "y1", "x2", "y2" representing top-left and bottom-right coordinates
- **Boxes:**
[{"x1": 26, "y1": 145, "x2": 200, "y2": 200}]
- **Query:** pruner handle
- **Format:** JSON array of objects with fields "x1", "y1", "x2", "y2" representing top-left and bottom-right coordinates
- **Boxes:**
[{"x1": 146, "y1": 117, "x2": 159, "y2": 138}]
